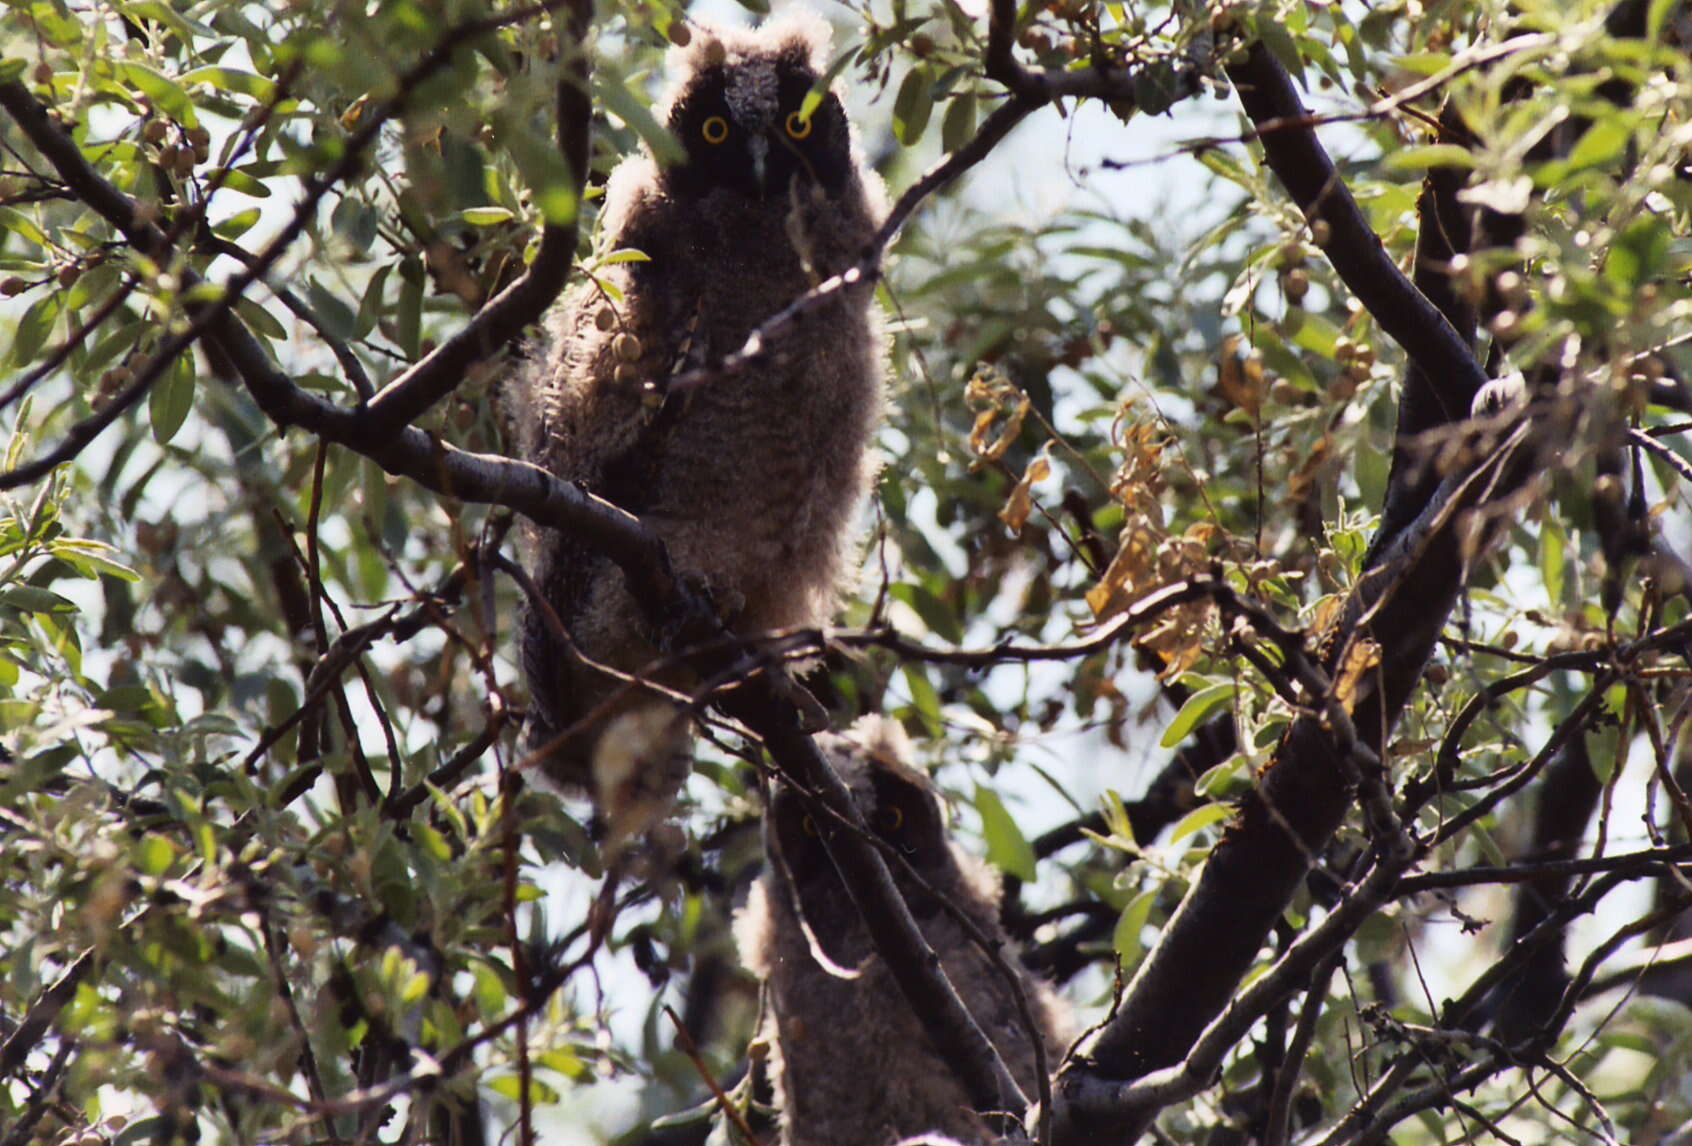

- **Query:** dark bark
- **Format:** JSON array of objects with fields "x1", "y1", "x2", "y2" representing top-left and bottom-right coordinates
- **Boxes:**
[
  {"x1": 1490, "y1": 735, "x2": 1603, "y2": 1042},
  {"x1": 1224, "y1": 46, "x2": 1488, "y2": 425},
  {"x1": 1049, "y1": 40, "x2": 1548, "y2": 1144},
  {"x1": 1363, "y1": 105, "x2": 1480, "y2": 569}
]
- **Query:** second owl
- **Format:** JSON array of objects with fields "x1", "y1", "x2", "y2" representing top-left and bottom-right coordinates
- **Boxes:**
[
  {"x1": 515, "y1": 14, "x2": 887, "y2": 835},
  {"x1": 738, "y1": 717, "x2": 1071, "y2": 1146}
]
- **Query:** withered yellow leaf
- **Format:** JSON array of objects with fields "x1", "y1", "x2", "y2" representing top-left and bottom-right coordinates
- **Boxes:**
[{"x1": 999, "y1": 452, "x2": 1051, "y2": 535}]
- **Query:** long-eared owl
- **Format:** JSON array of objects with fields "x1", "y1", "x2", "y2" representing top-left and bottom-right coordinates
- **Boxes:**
[
  {"x1": 515, "y1": 14, "x2": 887, "y2": 836},
  {"x1": 736, "y1": 717, "x2": 1071, "y2": 1146}
]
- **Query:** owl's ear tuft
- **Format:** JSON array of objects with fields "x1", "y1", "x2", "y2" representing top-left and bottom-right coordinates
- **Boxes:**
[
  {"x1": 665, "y1": 22, "x2": 728, "y2": 74},
  {"x1": 759, "y1": 9, "x2": 832, "y2": 70},
  {"x1": 840, "y1": 713, "x2": 915, "y2": 772}
]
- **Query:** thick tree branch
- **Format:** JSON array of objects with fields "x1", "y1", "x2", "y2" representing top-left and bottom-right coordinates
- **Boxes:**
[
  {"x1": 0, "y1": 949, "x2": 92, "y2": 1077},
  {"x1": 1051, "y1": 409, "x2": 1546, "y2": 1143},
  {"x1": 1365, "y1": 102, "x2": 1482, "y2": 567},
  {"x1": 1223, "y1": 44, "x2": 1489, "y2": 526},
  {"x1": 354, "y1": 0, "x2": 592, "y2": 437},
  {"x1": 984, "y1": 0, "x2": 1213, "y2": 103}
]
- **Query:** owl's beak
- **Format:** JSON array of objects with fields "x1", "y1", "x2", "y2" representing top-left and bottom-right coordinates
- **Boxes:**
[{"x1": 748, "y1": 134, "x2": 768, "y2": 195}]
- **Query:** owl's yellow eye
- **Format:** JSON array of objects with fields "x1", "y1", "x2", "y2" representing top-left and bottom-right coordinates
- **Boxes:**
[
  {"x1": 879, "y1": 805, "x2": 904, "y2": 832},
  {"x1": 785, "y1": 111, "x2": 813, "y2": 140},
  {"x1": 801, "y1": 815, "x2": 820, "y2": 836},
  {"x1": 701, "y1": 116, "x2": 730, "y2": 144}
]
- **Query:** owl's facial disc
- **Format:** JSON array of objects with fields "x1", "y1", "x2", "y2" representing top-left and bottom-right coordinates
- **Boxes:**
[{"x1": 666, "y1": 57, "x2": 854, "y2": 204}]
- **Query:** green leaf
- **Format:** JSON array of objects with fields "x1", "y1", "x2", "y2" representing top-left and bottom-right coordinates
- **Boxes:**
[
  {"x1": 397, "y1": 258, "x2": 424, "y2": 358},
  {"x1": 901, "y1": 663, "x2": 942, "y2": 736},
  {"x1": 975, "y1": 785, "x2": 1037, "y2": 882},
  {"x1": 1540, "y1": 517, "x2": 1565, "y2": 611},
  {"x1": 472, "y1": 961, "x2": 508, "y2": 1014},
  {"x1": 136, "y1": 834, "x2": 176, "y2": 876},
  {"x1": 941, "y1": 91, "x2": 977, "y2": 153},
  {"x1": 1101, "y1": 789, "x2": 1136, "y2": 848},
  {"x1": 1381, "y1": 144, "x2": 1477, "y2": 173},
  {"x1": 461, "y1": 206, "x2": 514, "y2": 226},
  {"x1": 0, "y1": 206, "x2": 49, "y2": 248},
  {"x1": 306, "y1": 280, "x2": 356, "y2": 341},
  {"x1": 1254, "y1": 20, "x2": 1305, "y2": 87},
  {"x1": 538, "y1": 1047, "x2": 589, "y2": 1080},
  {"x1": 1650, "y1": 0, "x2": 1679, "y2": 40},
  {"x1": 1390, "y1": 52, "x2": 1453, "y2": 77},
  {"x1": 11, "y1": 295, "x2": 59, "y2": 366},
  {"x1": 1566, "y1": 117, "x2": 1631, "y2": 173},
  {"x1": 355, "y1": 263, "x2": 392, "y2": 340},
  {"x1": 120, "y1": 63, "x2": 198, "y2": 127},
  {"x1": 489, "y1": 1074, "x2": 560, "y2": 1104},
  {"x1": 179, "y1": 65, "x2": 277, "y2": 102},
  {"x1": 1132, "y1": 60, "x2": 1182, "y2": 116},
  {"x1": 126, "y1": 1, "x2": 217, "y2": 45},
  {"x1": 890, "y1": 582, "x2": 963, "y2": 643},
  {"x1": 1113, "y1": 889, "x2": 1157, "y2": 965},
  {"x1": 218, "y1": 167, "x2": 272, "y2": 198},
  {"x1": 212, "y1": 207, "x2": 262, "y2": 240},
  {"x1": 1196, "y1": 147, "x2": 1255, "y2": 190},
  {"x1": 50, "y1": 545, "x2": 141, "y2": 582},
  {"x1": 330, "y1": 197, "x2": 378, "y2": 251},
  {"x1": 1607, "y1": 217, "x2": 1669, "y2": 290},
  {"x1": 893, "y1": 67, "x2": 934, "y2": 147},
  {"x1": 1282, "y1": 307, "x2": 1343, "y2": 358},
  {"x1": 414, "y1": 823, "x2": 451, "y2": 862},
  {"x1": 1195, "y1": 754, "x2": 1247, "y2": 799},
  {"x1": 236, "y1": 297, "x2": 287, "y2": 341},
  {"x1": 0, "y1": 586, "x2": 77, "y2": 614},
  {"x1": 1161, "y1": 682, "x2": 1236, "y2": 748},
  {"x1": 149, "y1": 354, "x2": 195, "y2": 445},
  {"x1": 491, "y1": 109, "x2": 578, "y2": 226},
  {"x1": 800, "y1": 45, "x2": 859, "y2": 122},
  {"x1": 594, "y1": 75, "x2": 685, "y2": 168},
  {"x1": 1169, "y1": 801, "x2": 1232, "y2": 844}
]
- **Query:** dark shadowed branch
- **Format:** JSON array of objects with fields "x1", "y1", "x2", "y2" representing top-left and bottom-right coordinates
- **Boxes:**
[
  {"x1": 352, "y1": 0, "x2": 593, "y2": 438},
  {"x1": 0, "y1": 0, "x2": 576, "y2": 489},
  {"x1": 1045, "y1": 32, "x2": 1570, "y2": 1139},
  {"x1": 1221, "y1": 43, "x2": 1488, "y2": 480}
]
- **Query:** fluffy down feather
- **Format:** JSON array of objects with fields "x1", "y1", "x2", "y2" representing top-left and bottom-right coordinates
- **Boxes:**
[
  {"x1": 737, "y1": 717, "x2": 1071, "y2": 1146},
  {"x1": 514, "y1": 14, "x2": 887, "y2": 837}
]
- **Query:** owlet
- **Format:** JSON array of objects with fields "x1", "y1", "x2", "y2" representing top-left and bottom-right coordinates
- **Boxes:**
[
  {"x1": 736, "y1": 717, "x2": 1071, "y2": 1146},
  {"x1": 515, "y1": 14, "x2": 887, "y2": 836}
]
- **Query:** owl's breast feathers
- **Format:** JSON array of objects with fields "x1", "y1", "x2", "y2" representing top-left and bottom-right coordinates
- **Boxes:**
[{"x1": 539, "y1": 160, "x2": 886, "y2": 635}]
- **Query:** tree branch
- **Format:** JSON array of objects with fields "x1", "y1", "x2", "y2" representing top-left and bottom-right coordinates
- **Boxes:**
[
  {"x1": 352, "y1": 0, "x2": 592, "y2": 437},
  {"x1": 1050, "y1": 407, "x2": 1547, "y2": 1143},
  {"x1": 1222, "y1": 44, "x2": 1489, "y2": 545}
]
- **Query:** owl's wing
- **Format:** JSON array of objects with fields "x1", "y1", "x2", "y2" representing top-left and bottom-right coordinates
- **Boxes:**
[
  {"x1": 594, "y1": 300, "x2": 705, "y2": 515},
  {"x1": 517, "y1": 222, "x2": 699, "y2": 771}
]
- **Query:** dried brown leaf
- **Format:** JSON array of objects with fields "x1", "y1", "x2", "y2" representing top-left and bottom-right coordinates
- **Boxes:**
[{"x1": 1000, "y1": 451, "x2": 1052, "y2": 535}]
